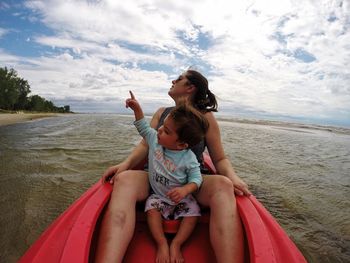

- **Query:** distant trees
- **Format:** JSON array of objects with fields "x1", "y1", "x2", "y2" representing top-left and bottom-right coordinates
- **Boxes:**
[
  {"x1": 0, "y1": 67, "x2": 29, "y2": 110},
  {"x1": 0, "y1": 67, "x2": 71, "y2": 113}
]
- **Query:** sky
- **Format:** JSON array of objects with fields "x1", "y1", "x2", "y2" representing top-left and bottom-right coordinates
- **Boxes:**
[{"x1": 0, "y1": 0, "x2": 349, "y2": 127}]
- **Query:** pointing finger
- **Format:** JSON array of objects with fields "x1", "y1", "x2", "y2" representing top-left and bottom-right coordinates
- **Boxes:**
[{"x1": 129, "y1": 90, "x2": 135, "y2": 100}]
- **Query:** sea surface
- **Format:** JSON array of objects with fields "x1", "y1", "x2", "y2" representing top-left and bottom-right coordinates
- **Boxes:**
[{"x1": 0, "y1": 114, "x2": 349, "y2": 262}]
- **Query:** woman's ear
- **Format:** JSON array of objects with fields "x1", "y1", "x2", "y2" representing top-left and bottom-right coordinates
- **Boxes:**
[{"x1": 186, "y1": 84, "x2": 196, "y2": 94}]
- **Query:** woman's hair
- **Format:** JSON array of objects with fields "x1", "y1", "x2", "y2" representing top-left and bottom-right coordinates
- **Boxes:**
[
  {"x1": 169, "y1": 102, "x2": 209, "y2": 148},
  {"x1": 186, "y1": 70, "x2": 218, "y2": 112}
]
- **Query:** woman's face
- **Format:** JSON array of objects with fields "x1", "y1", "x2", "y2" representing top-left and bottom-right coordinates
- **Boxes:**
[{"x1": 168, "y1": 73, "x2": 192, "y2": 99}]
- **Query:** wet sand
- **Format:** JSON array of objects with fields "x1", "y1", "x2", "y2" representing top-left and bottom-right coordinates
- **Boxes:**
[{"x1": 0, "y1": 113, "x2": 60, "y2": 127}]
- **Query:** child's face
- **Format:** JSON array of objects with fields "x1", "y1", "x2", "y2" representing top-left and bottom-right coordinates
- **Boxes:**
[{"x1": 157, "y1": 116, "x2": 188, "y2": 150}]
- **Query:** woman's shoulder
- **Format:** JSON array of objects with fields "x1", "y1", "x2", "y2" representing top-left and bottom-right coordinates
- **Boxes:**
[
  {"x1": 155, "y1": 107, "x2": 166, "y2": 115},
  {"x1": 203, "y1": 111, "x2": 217, "y2": 122},
  {"x1": 155, "y1": 106, "x2": 175, "y2": 122},
  {"x1": 150, "y1": 107, "x2": 166, "y2": 128},
  {"x1": 203, "y1": 111, "x2": 220, "y2": 135},
  {"x1": 154, "y1": 107, "x2": 166, "y2": 120}
]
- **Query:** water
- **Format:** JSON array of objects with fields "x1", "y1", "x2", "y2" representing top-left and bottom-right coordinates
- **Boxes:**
[{"x1": 0, "y1": 114, "x2": 349, "y2": 262}]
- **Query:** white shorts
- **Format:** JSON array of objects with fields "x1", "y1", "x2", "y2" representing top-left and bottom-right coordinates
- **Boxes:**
[{"x1": 145, "y1": 193, "x2": 201, "y2": 220}]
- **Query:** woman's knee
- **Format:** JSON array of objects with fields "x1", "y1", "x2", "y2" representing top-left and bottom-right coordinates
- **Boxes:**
[
  {"x1": 208, "y1": 175, "x2": 234, "y2": 194},
  {"x1": 114, "y1": 170, "x2": 142, "y2": 188},
  {"x1": 113, "y1": 170, "x2": 134, "y2": 187},
  {"x1": 112, "y1": 170, "x2": 149, "y2": 200},
  {"x1": 197, "y1": 175, "x2": 235, "y2": 205}
]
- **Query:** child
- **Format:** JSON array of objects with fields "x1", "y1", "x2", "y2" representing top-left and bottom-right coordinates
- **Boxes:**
[{"x1": 125, "y1": 91, "x2": 209, "y2": 263}]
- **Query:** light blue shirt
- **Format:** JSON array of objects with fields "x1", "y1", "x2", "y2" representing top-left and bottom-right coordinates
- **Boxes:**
[{"x1": 134, "y1": 118, "x2": 202, "y2": 205}]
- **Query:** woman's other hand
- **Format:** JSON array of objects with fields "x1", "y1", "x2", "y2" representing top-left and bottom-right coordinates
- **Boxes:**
[
  {"x1": 231, "y1": 175, "x2": 251, "y2": 196},
  {"x1": 101, "y1": 162, "x2": 129, "y2": 184}
]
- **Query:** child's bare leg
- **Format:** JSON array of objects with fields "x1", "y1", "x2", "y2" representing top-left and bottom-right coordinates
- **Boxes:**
[
  {"x1": 147, "y1": 209, "x2": 170, "y2": 263},
  {"x1": 170, "y1": 216, "x2": 198, "y2": 263}
]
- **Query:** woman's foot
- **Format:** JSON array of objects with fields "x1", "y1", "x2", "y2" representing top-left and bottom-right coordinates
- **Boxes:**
[
  {"x1": 156, "y1": 242, "x2": 170, "y2": 263},
  {"x1": 170, "y1": 241, "x2": 184, "y2": 263}
]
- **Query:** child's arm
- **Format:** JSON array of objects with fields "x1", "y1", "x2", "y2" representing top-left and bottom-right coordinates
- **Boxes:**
[
  {"x1": 125, "y1": 91, "x2": 144, "y2": 121},
  {"x1": 167, "y1": 154, "x2": 203, "y2": 204},
  {"x1": 126, "y1": 91, "x2": 157, "y2": 145},
  {"x1": 167, "y1": 183, "x2": 198, "y2": 204}
]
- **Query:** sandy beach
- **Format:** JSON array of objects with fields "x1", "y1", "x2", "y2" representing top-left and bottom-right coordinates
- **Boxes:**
[{"x1": 0, "y1": 113, "x2": 60, "y2": 127}]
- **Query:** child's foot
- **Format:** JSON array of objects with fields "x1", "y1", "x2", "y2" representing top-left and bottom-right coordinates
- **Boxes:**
[
  {"x1": 156, "y1": 243, "x2": 170, "y2": 263},
  {"x1": 170, "y1": 242, "x2": 184, "y2": 263}
]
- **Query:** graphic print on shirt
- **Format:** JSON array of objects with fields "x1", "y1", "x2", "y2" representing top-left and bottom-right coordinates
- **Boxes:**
[
  {"x1": 152, "y1": 147, "x2": 181, "y2": 188},
  {"x1": 154, "y1": 148, "x2": 177, "y2": 173},
  {"x1": 153, "y1": 172, "x2": 170, "y2": 187}
]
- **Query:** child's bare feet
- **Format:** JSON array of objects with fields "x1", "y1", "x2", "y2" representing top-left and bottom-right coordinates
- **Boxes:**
[
  {"x1": 170, "y1": 241, "x2": 184, "y2": 263},
  {"x1": 156, "y1": 242, "x2": 170, "y2": 263}
]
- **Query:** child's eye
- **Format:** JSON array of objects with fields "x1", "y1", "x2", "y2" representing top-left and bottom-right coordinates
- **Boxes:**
[{"x1": 164, "y1": 128, "x2": 170, "y2": 134}]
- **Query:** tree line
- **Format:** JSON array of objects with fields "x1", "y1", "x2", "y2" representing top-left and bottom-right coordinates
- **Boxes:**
[{"x1": 0, "y1": 67, "x2": 71, "y2": 113}]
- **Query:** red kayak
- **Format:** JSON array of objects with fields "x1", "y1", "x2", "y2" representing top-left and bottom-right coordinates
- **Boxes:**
[{"x1": 19, "y1": 155, "x2": 306, "y2": 262}]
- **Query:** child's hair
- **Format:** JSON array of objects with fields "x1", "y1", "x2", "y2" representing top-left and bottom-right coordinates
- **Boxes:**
[{"x1": 169, "y1": 102, "x2": 209, "y2": 148}]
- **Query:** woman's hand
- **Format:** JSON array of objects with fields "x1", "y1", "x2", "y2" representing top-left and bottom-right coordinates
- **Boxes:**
[
  {"x1": 230, "y1": 175, "x2": 251, "y2": 196},
  {"x1": 101, "y1": 161, "x2": 130, "y2": 184}
]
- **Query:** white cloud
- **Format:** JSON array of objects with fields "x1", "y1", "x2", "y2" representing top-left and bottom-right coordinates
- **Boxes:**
[
  {"x1": 198, "y1": 0, "x2": 350, "y2": 121},
  {"x1": 1, "y1": 0, "x2": 349, "y2": 125},
  {"x1": 14, "y1": 53, "x2": 171, "y2": 102},
  {"x1": 0, "y1": 27, "x2": 8, "y2": 38},
  {"x1": 25, "y1": 0, "x2": 191, "y2": 53},
  {"x1": 0, "y1": 48, "x2": 20, "y2": 64}
]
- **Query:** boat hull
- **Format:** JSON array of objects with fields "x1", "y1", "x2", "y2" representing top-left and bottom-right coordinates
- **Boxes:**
[{"x1": 19, "y1": 155, "x2": 306, "y2": 263}]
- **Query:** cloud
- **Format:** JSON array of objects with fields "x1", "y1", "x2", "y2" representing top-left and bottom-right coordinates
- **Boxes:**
[
  {"x1": 200, "y1": 0, "x2": 350, "y2": 120},
  {"x1": 0, "y1": 48, "x2": 21, "y2": 63},
  {"x1": 24, "y1": 0, "x2": 192, "y2": 53},
  {"x1": 0, "y1": 0, "x2": 349, "y2": 125},
  {"x1": 0, "y1": 2, "x2": 10, "y2": 10},
  {"x1": 0, "y1": 27, "x2": 8, "y2": 38}
]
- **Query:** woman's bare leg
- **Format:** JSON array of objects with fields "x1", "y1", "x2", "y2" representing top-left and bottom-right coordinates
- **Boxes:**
[
  {"x1": 147, "y1": 209, "x2": 170, "y2": 263},
  {"x1": 170, "y1": 216, "x2": 198, "y2": 263},
  {"x1": 95, "y1": 170, "x2": 149, "y2": 263},
  {"x1": 195, "y1": 175, "x2": 244, "y2": 263}
]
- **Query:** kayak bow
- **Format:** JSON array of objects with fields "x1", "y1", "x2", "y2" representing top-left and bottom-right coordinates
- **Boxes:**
[{"x1": 19, "y1": 155, "x2": 306, "y2": 263}]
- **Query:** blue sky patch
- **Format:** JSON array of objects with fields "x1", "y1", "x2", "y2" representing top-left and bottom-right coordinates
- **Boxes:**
[
  {"x1": 0, "y1": 2, "x2": 54, "y2": 57},
  {"x1": 293, "y1": 48, "x2": 316, "y2": 63},
  {"x1": 176, "y1": 24, "x2": 214, "y2": 51}
]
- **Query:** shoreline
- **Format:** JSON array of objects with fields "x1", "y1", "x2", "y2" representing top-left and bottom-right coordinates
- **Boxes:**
[{"x1": 0, "y1": 113, "x2": 61, "y2": 127}]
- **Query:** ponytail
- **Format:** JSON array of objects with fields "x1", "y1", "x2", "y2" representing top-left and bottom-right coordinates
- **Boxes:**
[
  {"x1": 186, "y1": 70, "x2": 218, "y2": 112},
  {"x1": 205, "y1": 89, "x2": 218, "y2": 112}
]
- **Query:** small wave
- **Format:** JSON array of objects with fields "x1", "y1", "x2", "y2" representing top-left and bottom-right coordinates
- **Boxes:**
[
  {"x1": 217, "y1": 117, "x2": 350, "y2": 136},
  {"x1": 41, "y1": 126, "x2": 76, "y2": 137},
  {"x1": 272, "y1": 127, "x2": 315, "y2": 134}
]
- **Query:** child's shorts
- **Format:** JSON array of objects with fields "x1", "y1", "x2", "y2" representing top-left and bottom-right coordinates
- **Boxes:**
[{"x1": 145, "y1": 193, "x2": 201, "y2": 220}]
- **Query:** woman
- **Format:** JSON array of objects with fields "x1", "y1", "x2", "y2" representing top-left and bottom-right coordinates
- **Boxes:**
[{"x1": 95, "y1": 70, "x2": 251, "y2": 263}]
